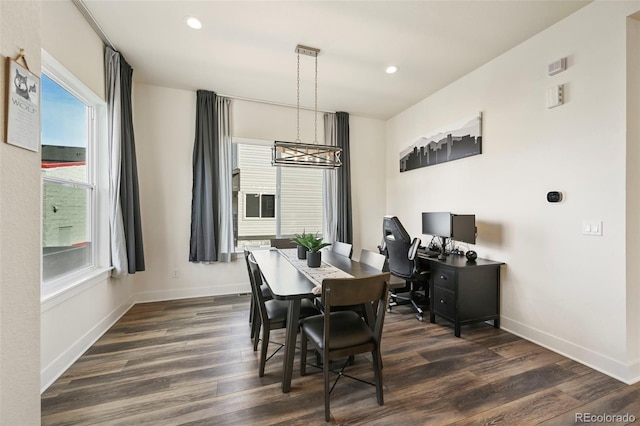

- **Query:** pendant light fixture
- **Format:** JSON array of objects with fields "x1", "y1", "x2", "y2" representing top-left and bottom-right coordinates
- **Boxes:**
[{"x1": 272, "y1": 45, "x2": 342, "y2": 169}]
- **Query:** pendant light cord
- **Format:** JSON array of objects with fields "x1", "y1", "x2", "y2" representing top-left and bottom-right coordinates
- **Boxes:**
[
  {"x1": 314, "y1": 54, "x2": 318, "y2": 144},
  {"x1": 296, "y1": 52, "x2": 301, "y2": 143}
]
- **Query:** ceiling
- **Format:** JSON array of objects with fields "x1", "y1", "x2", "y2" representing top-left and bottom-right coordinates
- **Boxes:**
[{"x1": 81, "y1": 0, "x2": 591, "y2": 120}]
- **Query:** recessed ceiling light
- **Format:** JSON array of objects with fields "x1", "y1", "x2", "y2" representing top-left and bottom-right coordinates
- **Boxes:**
[
  {"x1": 186, "y1": 16, "x2": 202, "y2": 30},
  {"x1": 386, "y1": 65, "x2": 398, "y2": 74}
]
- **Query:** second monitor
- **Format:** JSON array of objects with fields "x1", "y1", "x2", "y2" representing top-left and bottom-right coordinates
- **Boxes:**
[{"x1": 421, "y1": 212, "x2": 476, "y2": 245}]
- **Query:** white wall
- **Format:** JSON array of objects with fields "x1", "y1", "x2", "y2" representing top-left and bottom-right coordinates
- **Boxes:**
[
  {"x1": 132, "y1": 86, "x2": 387, "y2": 299},
  {"x1": 350, "y1": 116, "x2": 388, "y2": 257},
  {"x1": 386, "y1": 1, "x2": 640, "y2": 383},
  {"x1": 626, "y1": 14, "x2": 640, "y2": 373},
  {"x1": 39, "y1": 1, "x2": 135, "y2": 392},
  {"x1": 40, "y1": 0, "x2": 104, "y2": 100},
  {"x1": 132, "y1": 85, "x2": 247, "y2": 300},
  {"x1": 0, "y1": 2, "x2": 42, "y2": 423}
]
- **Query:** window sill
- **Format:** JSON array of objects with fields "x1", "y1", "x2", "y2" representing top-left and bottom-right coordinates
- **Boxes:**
[{"x1": 41, "y1": 266, "x2": 114, "y2": 312}]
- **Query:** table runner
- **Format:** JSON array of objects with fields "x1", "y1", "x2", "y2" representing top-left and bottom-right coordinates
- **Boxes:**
[{"x1": 278, "y1": 248, "x2": 354, "y2": 294}]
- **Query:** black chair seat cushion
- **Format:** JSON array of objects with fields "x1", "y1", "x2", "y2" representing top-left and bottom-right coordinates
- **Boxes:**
[
  {"x1": 265, "y1": 298, "x2": 319, "y2": 324},
  {"x1": 300, "y1": 311, "x2": 373, "y2": 350}
]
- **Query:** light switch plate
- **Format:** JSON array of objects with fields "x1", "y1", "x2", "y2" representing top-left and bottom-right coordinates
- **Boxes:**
[
  {"x1": 582, "y1": 220, "x2": 602, "y2": 236},
  {"x1": 547, "y1": 85, "x2": 564, "y2": 109}
]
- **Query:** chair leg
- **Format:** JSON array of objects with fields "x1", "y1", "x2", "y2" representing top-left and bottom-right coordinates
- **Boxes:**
[
  {"x1": 324, "y1": 352, "x2": 331, "y2": 422},
  {"x1": 259, "y1": 327, "x2": 270, "y2": 377},
  {"x1": 372, "y1": 347, "x2": 384, "y2": 405},
  {"x1": 252, "y1": 316, "x2": 261, "y2": 352},
  {"x1": 249, "y1": 294, "x2": 255, "y2": 325},
  {"x1": 300, "y1": 331, "x2": 308, "y2": 376},
  {"x1": 250, "y1": 300, "x2": 260, "y2": 340}
]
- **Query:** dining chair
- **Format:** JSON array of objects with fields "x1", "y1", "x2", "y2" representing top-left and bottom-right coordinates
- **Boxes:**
[
  {"x1": 247, "y1": 252, "x2": 320, "y2": 377},
  {"x1": 330, "y1": 241, "x2": 353, "y2": 259},
  {"x1": 299, "y1": 273, "x2": 390, "y2": 422},
  {"x1": 316, "y1": 249, "x2": 386, "y2": 321},
  {"x1": 270, "y1": 238, "x2": 297, "y2": 249},
  {"x1": 358, "y1": 249, "x2": 386, "y2": 271},
  {"x1": 244, "y1": 249, "x2": 273, "y2": 341}
]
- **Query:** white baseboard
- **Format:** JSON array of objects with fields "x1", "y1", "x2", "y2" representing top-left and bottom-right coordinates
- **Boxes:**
[
  {"x1": 134, "y1": 282, "x2": 250, "y2": 304},
  {"x1": 40, "y1": 294, "x2": 136, "y2": 393},
  {"x1": 501, "y1": 316, "x2": 639, "y2": 385}
]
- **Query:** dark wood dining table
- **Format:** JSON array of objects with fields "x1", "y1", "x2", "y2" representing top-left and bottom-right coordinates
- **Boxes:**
[{"x1": 250, "y1": 248, "x2": 384, "y2": 393}]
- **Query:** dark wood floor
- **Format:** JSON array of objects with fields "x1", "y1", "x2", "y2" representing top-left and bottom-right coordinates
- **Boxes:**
[{"x1": 42, "y1": 295, "x2": 640, "y2": 425}]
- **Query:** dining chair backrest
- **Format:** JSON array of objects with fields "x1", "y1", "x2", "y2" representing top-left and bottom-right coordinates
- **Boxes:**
[
  {"x1": 270, "y1": 238, "x2": 297, "y2": 249},
  {"x1": 247, "y1": 253, "x2": 268, "y2": 310},
  {"x1": 331, "y1": 241, "x2": 353, "y2": 259},
  {"x1": 243, "y1": 249, "x2": 254, "y2": 283},
  {"x1": 359, "y1": 249, "x2": 386, "y2": 272}
]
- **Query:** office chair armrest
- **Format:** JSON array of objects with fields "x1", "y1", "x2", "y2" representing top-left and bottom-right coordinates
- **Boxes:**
[{"x1": 408, "y1": 237, "x2": 421, "y2": 261}]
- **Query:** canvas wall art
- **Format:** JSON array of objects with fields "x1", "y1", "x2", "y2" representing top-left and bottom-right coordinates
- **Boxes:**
[{"x1": 399, "y1": 113, "x2": 482, "y2": 173}]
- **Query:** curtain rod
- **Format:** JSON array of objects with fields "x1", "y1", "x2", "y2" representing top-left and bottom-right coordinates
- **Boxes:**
[
  {"x1": 72, "y1": 0, "x2": 116, "y2": 50},
  {"x1": 218, "y1": 93, "x2": 335, "y2": 114}
]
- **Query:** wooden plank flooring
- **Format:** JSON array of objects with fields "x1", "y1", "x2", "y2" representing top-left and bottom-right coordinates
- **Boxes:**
[{"x1": 41, "y1": 295, "x2": 639, "y2": 425}]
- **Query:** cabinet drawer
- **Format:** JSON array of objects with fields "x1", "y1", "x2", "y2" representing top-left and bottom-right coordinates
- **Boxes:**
[
  {"x1": 433, "y1": 286, "x2": 456, "y2": 319},
  {"x1": 432, "y1": 267, "x2": 456, "y2": 290}
]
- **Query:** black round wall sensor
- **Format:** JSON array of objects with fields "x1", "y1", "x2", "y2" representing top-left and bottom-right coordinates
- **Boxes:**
[{"x1": 546, "y1": 191, "x2": 563, "y2": 203}]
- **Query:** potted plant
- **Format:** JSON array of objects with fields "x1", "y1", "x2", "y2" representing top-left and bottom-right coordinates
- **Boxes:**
[
  {"x1": 300, "y1": 233, "x2": 331, "y2": 268},
  {"x1": 291, "y1": 231, "x2": 312, "y2": 259}
]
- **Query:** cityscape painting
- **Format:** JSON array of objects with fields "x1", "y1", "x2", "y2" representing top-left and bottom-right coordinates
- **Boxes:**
[{"x1": 399, "y1": 113, "x2": 482, "y2": 173}]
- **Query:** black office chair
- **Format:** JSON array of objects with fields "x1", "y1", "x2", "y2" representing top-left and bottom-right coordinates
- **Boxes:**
[
  {"x1": 299, "y1": 274, "x2": 390, "y2": 422},
  {"x1": 381, "y1": 215, "x2": 430, "y2": 321}
]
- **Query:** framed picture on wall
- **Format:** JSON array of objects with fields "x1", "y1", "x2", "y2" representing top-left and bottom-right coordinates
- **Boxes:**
[
  {"x1": 399, "y1": 113, "x2": 482, "y2": 173},
  {"x1": 5, "y1": 57, "x2": 40, "y2": 152}
]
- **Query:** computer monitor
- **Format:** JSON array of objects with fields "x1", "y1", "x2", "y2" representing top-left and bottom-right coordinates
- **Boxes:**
[
  {"x1": 451, "y1": 214, "x2": 476, "y2": 245},
  {"x1": 421, "y1": 212, "x2": 477, "y2": 245},
  {"x1": 421, "y1": 212, "x2": 451, "y2": 239}
]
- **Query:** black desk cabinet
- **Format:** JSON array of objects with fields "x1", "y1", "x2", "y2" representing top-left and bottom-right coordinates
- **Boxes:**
[{"x1": 420, "y1": 255, "x2": 504, "y2": 337}]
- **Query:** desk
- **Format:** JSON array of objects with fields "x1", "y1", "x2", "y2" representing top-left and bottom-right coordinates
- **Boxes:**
[
  {"x1": 418, "y1": 253, "x2": 504, "y2": 337},
  {"x1": 250, "y1": 249, "x2": 382, "y2": 393}
]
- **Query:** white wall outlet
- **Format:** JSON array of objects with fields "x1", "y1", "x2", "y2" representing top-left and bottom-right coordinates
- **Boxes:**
[
  {"x1": 582, "y1": 220, "x2": 603, "y2": 236},
  {"x1": 172, "y1": 270, "x2": 180, "y2": 278}
]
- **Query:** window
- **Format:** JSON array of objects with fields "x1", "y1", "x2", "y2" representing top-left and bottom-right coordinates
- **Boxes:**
[
  {"x1": 245, "y1": 193, "x2": 275, "y2": 218},
  {"x1": 41, "y1": 50, "x2": 108, "y2": 296},
  {"x1": 233, "y1": 139, "x2": 323, "y2": 247}
]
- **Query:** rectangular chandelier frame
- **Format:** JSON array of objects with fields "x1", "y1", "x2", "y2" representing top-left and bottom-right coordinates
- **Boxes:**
[{"x1": 272, "y1": 141, "x2": 342, "y2": 169}]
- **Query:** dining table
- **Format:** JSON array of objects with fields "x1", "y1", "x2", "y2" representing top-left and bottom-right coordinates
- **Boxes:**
[{"x1": 249, "y1": 248, "x2": 386, "y2": 393}]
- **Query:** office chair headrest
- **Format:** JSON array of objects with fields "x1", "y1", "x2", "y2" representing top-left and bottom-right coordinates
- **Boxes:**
[{"x1": 383, "y1": 215, "x2": 411, "y2": 244}]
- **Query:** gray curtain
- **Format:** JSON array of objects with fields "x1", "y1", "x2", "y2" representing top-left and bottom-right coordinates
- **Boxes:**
[
  {"x1": 216, "y1": 97, "x2": 234, "y2": 262},
  {"x1": 190, "y1": 90, "x2": 219, "y2": 262},
  {"x1": 105, "y1": 47, "x2": 145, "y2": 275},
  {"x1": 190, "y1": 91, "x2": 233, "y2": 262},
  {"x1": 105, "y1": 47, "x2": 127, "y2": 277},
  {"x1": 336, "y1": 111, "x2": 352, "y2": 244},
  {"x1": 322, "y1": 113, "x2": 338, "y2": 244}
]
